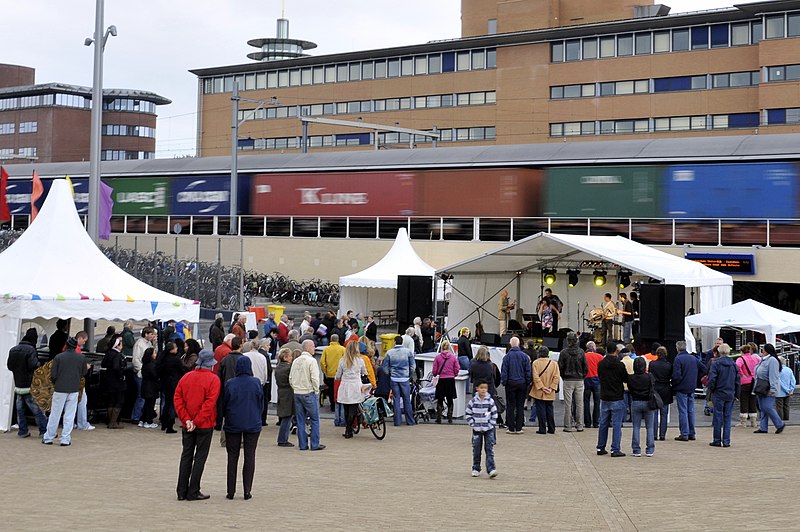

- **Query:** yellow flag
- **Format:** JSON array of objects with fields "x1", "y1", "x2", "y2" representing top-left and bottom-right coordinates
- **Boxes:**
[{"x1": 65, "y1": 176, "x2": 75, "y2": 197}]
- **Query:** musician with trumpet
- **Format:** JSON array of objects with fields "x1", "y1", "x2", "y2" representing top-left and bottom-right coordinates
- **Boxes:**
[{"x1": 498, "y1": 289, "x2": 517, "y2": 336}]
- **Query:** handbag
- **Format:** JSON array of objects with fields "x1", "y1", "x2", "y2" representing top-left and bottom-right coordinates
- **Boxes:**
[
  {"x1": 537, "y1": 359, "x2": 559, "y2": 394},
  {"x1": 494, "y1": 394, "x2": 506, "y2": 414},
  {"x1": 752, "y1": 377, "x2": 770, "y2": 396},
  {"x1": 647, "y1": 374, "x2": 664, "y2": 411}
]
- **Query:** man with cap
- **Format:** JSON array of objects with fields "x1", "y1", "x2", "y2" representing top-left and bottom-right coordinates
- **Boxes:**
[
  {"x1": 174, "y1": 349, "x2": 221, "y2": 501},
  {"x1": 42, "y1": 337, "x2": 89, "y2": 446},
  {"x1": 7, "y1": 328, "x2": 48, "y2": 438}
]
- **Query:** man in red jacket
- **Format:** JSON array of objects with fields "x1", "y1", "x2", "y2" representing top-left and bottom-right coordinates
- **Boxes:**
[{"x1": 174, "y1": 349, "x2": 220, "y2": 501}]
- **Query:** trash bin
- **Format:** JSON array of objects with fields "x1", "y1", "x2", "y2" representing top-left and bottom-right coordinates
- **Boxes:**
[
  {"x1": 248, "y1": 306, "x2": 266, "y2": 322},
  {"x1": 267, "y1": 305, "x2": 285, "y2": 322},
  {"x1": 380, "y1": 333, "x2": 397, "y2": 356}
]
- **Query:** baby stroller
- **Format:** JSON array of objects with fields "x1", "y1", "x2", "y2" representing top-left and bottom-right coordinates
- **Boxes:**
[{"x1": 413, "y1": 373, "x2": 438, "y2": 423}]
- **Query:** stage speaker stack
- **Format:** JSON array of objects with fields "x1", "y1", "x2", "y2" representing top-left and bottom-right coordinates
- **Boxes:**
[
  {"x1": 396, "y1": 275, "x2": 433, "y2": 334},
  {"x1": 481, "y1": 333, "x2": 501, "y2": 347},
  {"x1": 639, "y1": 284, "x2": 685, "y2": 341}
]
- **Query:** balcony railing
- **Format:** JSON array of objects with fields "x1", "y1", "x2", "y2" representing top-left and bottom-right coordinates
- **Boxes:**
[{"x1": 5, "y1": 214, "x2": 800, "y2": 247}]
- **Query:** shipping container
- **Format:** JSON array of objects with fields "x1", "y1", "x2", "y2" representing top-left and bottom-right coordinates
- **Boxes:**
[
  {"x1": 105, "y1": 177, "x2": 170, "y2": 215},
  {"x1": 414, "y1": 168, "x2": 542, "y2": 217},
  {"x1": 544, "y1": 166, "x2": 661, "y2": 218},
  {"x1": 250, "y1": 172, "x2": 415, "y2": 216},
  {"x1": 664, "y1": 162, "x2": 798, "y2": 218},
  {"x1": 4, "y1": 179, "x2": 32, "y2": 215}
]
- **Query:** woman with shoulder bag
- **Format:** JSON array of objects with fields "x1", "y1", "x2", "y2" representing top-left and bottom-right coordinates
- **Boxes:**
[
  {"x1": 433, "y1": 340, "x2": 461, "y2": 424},
  {"x1": 336, "y1": 341, "x2": 368, "y2": 439},
  {"x1": 530, "y1": 346, "x2": 560, "y2": 435},
  {"x1": 736, "y1": 343, "x2": 760, "y2": 427},
  {"x1": 627, "y1": 357, "x2": 656, "y2": 457},
  {"x1": 753, "y1": 344, "x2": 786, "y2": 434},
  {"x1": 648, "y1": 346, "x2": 672, "y2": 440}
]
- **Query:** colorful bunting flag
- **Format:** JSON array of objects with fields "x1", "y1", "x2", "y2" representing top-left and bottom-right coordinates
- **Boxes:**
[
  {"x1": 65, "y1": 176, "x2": 75, "y2": 197},
  {"x1": 31, "y1": 170, "x2": 43, "y2": 222},
  {"x1": 99, "y1": 181, "x2": 114, "y2": 240},
  {"x1": 31, "y1": 294, "x2": 41, "y2": 300},
  {"x1": 79, "y1": 293, "x2": 89, "y2": 300},
  {"x1": 126, "y1": 295, "x2": 135, "y2": 302},
  {"x1": 56, "y1": 294, "x2": 65, "y2": 301},
  {"x1": 150, "y1": 301, "x2": 158, "y2": 314},
  {"x1": 102, "y1": 293, "x2": 112, "y2": 302},
  {"x1": 172, "y1": 301, "x2": 181, "y2": 307}
]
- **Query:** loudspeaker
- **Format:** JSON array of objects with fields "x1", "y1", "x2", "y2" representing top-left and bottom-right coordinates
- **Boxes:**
[
  {"x1": 481, "y1": 333, "x2": 500, "y2": 347},
  {"x1": 396, "y1": 275, "x2": 433, "y2": 334},
  {"x1": 500, "y1": 333, "x2": 514, "y2": 346},
  {"x1": 542, "y1": 336, "x2": 561, "y2": 350},
  {"x1": 639, "y1": 284, "x2": 685, "y2": 341}
]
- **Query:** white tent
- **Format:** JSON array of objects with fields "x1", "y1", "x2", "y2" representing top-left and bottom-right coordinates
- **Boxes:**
[
  {"x1": 339, "y1": 228, "x2": 435, "y2": 318},
  {"x1": 686, "y1": 299, "x2": 800, "y2": 345},
  {"x1": 0, "y1": 179, "x2": 200, "y2": 431},
  {"x1": 439, "y1": 233, "x2": 733, "y2": 350}
]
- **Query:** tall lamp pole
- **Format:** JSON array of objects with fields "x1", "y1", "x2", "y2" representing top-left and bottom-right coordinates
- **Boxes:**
[{"x1": 86, "y1": 0, "x2": 116, "y2": 243}]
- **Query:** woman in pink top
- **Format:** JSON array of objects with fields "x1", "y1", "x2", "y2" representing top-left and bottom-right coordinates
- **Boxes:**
[
  {"x1": 433, "y1": 339, "x2": 461, "y2": 424},
  {"x1": 736, "y1": 343, "x2": 760, "y2": 427}
]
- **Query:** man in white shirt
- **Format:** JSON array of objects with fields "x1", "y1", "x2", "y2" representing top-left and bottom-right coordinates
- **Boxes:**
[
  {"x1": 131, "y1": 326, "x2": 156, "y2": 423},
  {"x1": 288, "y1": 340, "x2": 325, "y2": 451},
  {"x1": 402, "y1": 327, "x2": 416, "y2": 354}
]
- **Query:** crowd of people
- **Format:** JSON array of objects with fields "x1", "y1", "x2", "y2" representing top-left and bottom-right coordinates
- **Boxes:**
[{"x1": 7, "y1": 309, "x2": 796, "y2": 495}]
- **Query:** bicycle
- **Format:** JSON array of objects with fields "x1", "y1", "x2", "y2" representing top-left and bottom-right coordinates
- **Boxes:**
[{"x1": 350, "y1": 394, "x2": 391, "y2": 440}]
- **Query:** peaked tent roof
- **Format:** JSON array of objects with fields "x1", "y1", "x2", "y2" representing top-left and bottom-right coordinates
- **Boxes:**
[
  {"x1": 686, "y1": 299, "x2": 800, "y2": 343},
  {"x1": 439, "y1": 232, "x2": 732, "y2": 288},
  {"x1": 0, "y1": 179, "x2": 199, "y2": 321},
  {"x1": 339, "y1": 228, "x2": 435, "y2": 289}
]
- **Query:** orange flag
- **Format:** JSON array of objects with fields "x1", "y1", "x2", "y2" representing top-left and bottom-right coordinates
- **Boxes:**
[{"x1": 31, "y1": 170, "x2": 44, "y2": 222}]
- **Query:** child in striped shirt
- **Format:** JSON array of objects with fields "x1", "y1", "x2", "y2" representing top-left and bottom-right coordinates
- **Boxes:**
[{"x1": 466, "y1": 380, "x2": 498, "y2": 478}]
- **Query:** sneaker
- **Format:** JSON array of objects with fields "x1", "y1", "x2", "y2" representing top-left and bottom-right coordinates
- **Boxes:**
[
  {"x1": 516, "y1": 428, "x2": 524, "y2": 434},
  {"x1": 610, "y1": 451, "x2": 626, "y2": 458},
  {"x1": 488, "y1": 470, "x2": 498, "y2": 478},
  {"x1": 310, "y1": 445, "x2": 326, "y2": 451},
  {"x1": 138, "y1": 421, "x2": 146, "y2": 428},
  {"x1": 277, "y1": 442, "x2": 295, "y2": 447},
  {"x1": 632, "y1": 453, "x2": 642, "y2": 457},
  {"x1": 776, "y1": 425, "x2": 785, "y2": 434},
  {"x1": 596, "y1": 449, "x2": 608, "y2": 456},
  {"x1": 471, "y1": 470, "x2": 480, "y2": 477},
  {"x1": 18, "y1": 432, "x2": 31, "y2": 439},
  {"x1": 146, "y1": 423, "x2": 159, "y2": 429},
  {"x1": 505, "y1": 429, "x2": 515, "y2": 434},
  {"x1": 646, "y1": 453, "x2": 654, "y2": 457},
  {"x1": 79, "y1": 424, "x2": 96, "y2": 431}
]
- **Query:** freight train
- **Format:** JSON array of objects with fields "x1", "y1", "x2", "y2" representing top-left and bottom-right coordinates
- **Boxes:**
[{"x1": 4, "y1": 161, "x2": 797, "y2": 220}]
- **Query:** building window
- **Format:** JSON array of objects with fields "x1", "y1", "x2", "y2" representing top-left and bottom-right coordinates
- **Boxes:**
[
  {"x1": 551, "y1": 42, "x2": 564, "y2": 62},
  {"x1": 488, "y1": 19, "x2": 497, "y2": 35},
  {"x1": 599, "y1": 36, "x2": 615, "y2": 58},
  {"x1": 766, "y1": 14, "x2": 786, "y2": 39},
  {"x1": 672, "y1": 29, "x2": 690, "y2": 51},
  {"x1": 635, "y1": 33, "x2": 651, "y2": 54},
  {"x1": 653, "y1": 31, "x2": 670, "y2": 52},
  {"x1": 789, "y1": 13, "x2": 800, "y2": 37},
  {"x1": 617, "y1": 34, "x2": 633, "y2": 56},
  {"x1": 583, "y1": 38, "x2": 597, "y2": 59},
  {"x1": 731, "y1": 23, "x2": 750, "y2": 45},
  {"x1": 0, "y1": 123, "x2": 14, "y2": 134},
  {"x1": 691, "y1": 26, "x2": 708, "y2": 49},
  {"x1": 710, "y1": 24, "x2": 729, "y2": 47},
  {"x1": 565, "y1": 40, "x2": 581, "y2": 61},
  {"x1": 18, "y1": 147, "x2": 37, "y2": 158}
]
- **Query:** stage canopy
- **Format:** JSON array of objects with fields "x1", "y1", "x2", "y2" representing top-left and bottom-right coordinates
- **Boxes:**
[
  {"x1": 686, "y1": 299, "x2": 800, "y2": 345},
  {"x1": 339, "y1": 228, "x2": 434, "y2": 318},
  {"x1": 0, "y1": 179, "x2": 200, "y2": 431},
  {"x1": 438, "y1": 232, "x2": 732, "y2": 349}
]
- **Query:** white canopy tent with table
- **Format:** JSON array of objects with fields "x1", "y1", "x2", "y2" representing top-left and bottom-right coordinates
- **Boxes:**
[
  {"x1": 437, "y1": 233, "x2": 733, "y2": 353},
  {"x1": 338, "y1": 228, "x2": 435, "y2": 321},
  {"x1": 686, "y1": 299, "x2": 800, "y2": 345},
  {"x1": 0, "y1": 179, "x2": 200, "y2": 431}
]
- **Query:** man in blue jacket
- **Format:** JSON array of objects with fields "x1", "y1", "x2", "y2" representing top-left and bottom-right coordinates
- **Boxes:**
[
  {"x1": 501, "y1": 336, "x2": 532, "y2": 434},
  {"x1": 671, "y1": 340, "x2": 707, "y2": 442},
  {"x1": 382, "y1": 336, "x2": 416, "y2": 427},
  {"x1": 707, "y1": 343, "x2": 740, "y2": 448}
]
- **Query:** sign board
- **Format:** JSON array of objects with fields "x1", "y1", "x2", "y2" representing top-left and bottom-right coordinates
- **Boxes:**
[
  {"x1": 685, "y1": 253, "x2": 755, "y2": 275},
  {"x1": 105, "y1": 177, "x2": 169, "y2": 215}
]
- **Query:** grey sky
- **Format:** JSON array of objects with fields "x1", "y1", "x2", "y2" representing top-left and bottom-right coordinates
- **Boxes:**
[{"x1": 1, "y1": 1, "x2": 768, "y2": 158}]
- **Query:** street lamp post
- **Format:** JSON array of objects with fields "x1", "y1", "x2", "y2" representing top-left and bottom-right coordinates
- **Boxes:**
[{"x1": 86, "y1": 0, "x2": 116, "y2": 243}]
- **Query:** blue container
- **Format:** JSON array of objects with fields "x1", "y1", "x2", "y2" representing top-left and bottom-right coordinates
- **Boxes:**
[
  {"x1": 170, "y1": 175, "x2": 250, "y2": 215},
  {"x1": 664, "y1": 163, "x2": 797, "y2": 218}
]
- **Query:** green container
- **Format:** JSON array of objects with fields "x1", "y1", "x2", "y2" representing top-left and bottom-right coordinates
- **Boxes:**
[
  {"x1": 106, "y1": 177, "x2": 170, "y2": 215},
  {"x1": 544, "y1": 166, "x2": 661, "y2": 218}
]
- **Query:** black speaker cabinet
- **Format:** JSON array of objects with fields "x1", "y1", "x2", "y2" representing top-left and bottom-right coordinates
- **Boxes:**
[
  {"x1": 481, "y1": 333, "x2": 500, "y2": 347},
  {"x1": 542, "y1": 336, "x2": 561, "y2": 350},
  {"x1": 396, "y1": 275, "x2": 433, "y2": 333},
  {"x1": 639, "y1": 284, "x2": 685, "y2": 341}
]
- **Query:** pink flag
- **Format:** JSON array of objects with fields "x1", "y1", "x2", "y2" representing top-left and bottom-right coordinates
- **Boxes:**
[{"x1": 99, "y1": 181, "x2": 114, "y2": 240}]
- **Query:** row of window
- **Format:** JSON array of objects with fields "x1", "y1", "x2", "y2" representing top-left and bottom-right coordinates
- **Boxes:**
[
  {"x1": 237, "y1": 91, "x2": 497, "y2": 122},
  {"x1": 552, "y1": 19, "x2": 766, "y2": 63},
  {"x1": 103, "y1": 99, "x2": 157, "y2": 114},
  {"x1": 202, "y1": 48, "x2": 497, "y2": 94},
  {"x1": 765, "y1": 108, "x2": 800, "y2": 125},
  {"x1": 767, "y1": 63, "x2": 800, "y2": 82},
  {"x1": 551, "y1": 71, "x2": 760, "y2": 99},
  {"x1": 101, "y1": 150, "x2": 154, "y2": 161},
  {"x1": 237, "y1": 126, "x2": 497, "y2": 151},
  {"x1": 0, "y1": 121, "x2": 40, "y2": 135},
  {"x1": 550, "y1": 113, "x2": 760, "y2": 136},
  {"x1": 0, "y1": 147, "x2": 37, "y2": 157},
  {"x1": 101, "y1": 124, "x2": 156, "y2": 138}
]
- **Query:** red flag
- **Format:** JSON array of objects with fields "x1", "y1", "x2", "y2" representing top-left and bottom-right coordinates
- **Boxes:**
[
  {"x1": 31, "y1": 170, "x2": 44, "y2": 222},
  {"x1": 0, "y1": 166, "x2": 10, "y2": 222}
]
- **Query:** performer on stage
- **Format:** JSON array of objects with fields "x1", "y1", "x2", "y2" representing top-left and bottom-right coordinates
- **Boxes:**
[
  {"x1": 602, "y1": 293, "x2": 615, "y2": 344},
  {"x1": 543, "y1": 288, "x2": 562, "y2": 332},
  {"x1": 497, "y1": 289, "x2": 516, "y2": 336},
  {"x1": 618, "y1": 293, "x2": 634, "y2": 344}
]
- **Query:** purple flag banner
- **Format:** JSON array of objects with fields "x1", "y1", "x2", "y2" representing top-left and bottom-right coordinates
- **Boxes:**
[{"x1": 99, "y1": 181, "x2": 114, "y2": 240}]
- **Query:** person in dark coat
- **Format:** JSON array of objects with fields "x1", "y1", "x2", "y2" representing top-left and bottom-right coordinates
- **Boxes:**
[
  {"x1": 648, "y1": 346, "x2": 673, "y2": 440},
  {"x1": 420, "y1": 318, "x2": 435, "y2": 353},
  {"x1": 707, "y1": 343, "x2": 740, "y2": 448},
  {"x1": 364, "y1": 315, "x2": 378, "y2": 343},
  {"x1": 469, "y1": 346, "x2": 505, "y2": 427},
  {"x1": 48, "y1": 319, "x2": 70, "y2": 360},
  {"x1": 158, "y1": 341, "x2": 185, "y2": 433},
  {"x1": 672, "y1": 340, "x2": 706, "y2": 441},
  {"x1": 7, "y1": 328, "x2": 48, "y2": 438},
  {"x1": 216, "y1": 337, "x2": 244, "y2": 444},
  {"x1": 95, "y1": 326, "x2": 116, "y2": 355},
  {"x1": 457, "y1": 327, "x2": 473, "y2": 370},
  {"x1": 274, "y1": 348, "x2": 295, "y2": 447},
  {"x1": 182, "y1": 339, "x2": 202, "y2": 373},
  {"x1": 222, "y1": 356, "x2": 263, "y2": 500},
  {"x1": 209, "y1": 315, "x2": 226, "y2": 350},
  {"x1": 140, "y1": 348, "x2": 160, "y2": 428},
  {"x1": 100, "y1": 335, "x2": 127, "y2": 429}
]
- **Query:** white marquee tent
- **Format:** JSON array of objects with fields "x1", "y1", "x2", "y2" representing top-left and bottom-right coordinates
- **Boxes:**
[
  {"x1": 686, "y1": 299, "x2": 800, "y2": 345},
  {"x1": 438, "y1": 233, "x2": 733, "y2": 350},
  {"x1": 339, "y1": 228, "x2": 435, "y2": 317},
  {"x1": 0, "y1": 179, "x2": 200, "y2": 431}
]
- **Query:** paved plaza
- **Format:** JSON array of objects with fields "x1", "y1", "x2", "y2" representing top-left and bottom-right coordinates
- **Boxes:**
[{"x1": 2, "y1": 407, "x2": 799, "y2": 531}]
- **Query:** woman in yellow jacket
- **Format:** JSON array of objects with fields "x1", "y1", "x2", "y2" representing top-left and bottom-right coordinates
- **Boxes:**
[{"x1": 530, "y1": 346, "x2": 560, "y2": 435}]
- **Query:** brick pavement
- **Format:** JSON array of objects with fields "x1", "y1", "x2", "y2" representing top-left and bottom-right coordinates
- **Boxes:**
[{"x1": 2, "y1": 411, "x2": 798, "y2": 531}]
